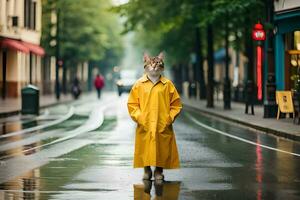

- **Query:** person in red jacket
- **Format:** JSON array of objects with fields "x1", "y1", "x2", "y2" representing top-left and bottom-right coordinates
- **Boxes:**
[{"x1": 94, "y1": 73, "x2": 105, "y2": 99}]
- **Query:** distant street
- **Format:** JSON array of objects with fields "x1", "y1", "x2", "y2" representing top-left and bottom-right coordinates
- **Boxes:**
[{"x1": 0, "y1": 92, "x2": 300, "y2": 199}]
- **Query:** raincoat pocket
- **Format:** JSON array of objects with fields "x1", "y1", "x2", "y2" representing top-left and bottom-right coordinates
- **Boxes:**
[
  {"x1": 137, "y1": 124, "x2": 147, "y2": 132},
  {"x1": 158, "y1": 115, "x2": 172, "y2": 133},
  {"x1": 137, "y1": 113, "x2": 144, "y2": 125},
  {"x1": 166, "y1": 115, "x2": 172, "y2": 126},
  {"x1": 137, "y1": 114, "x2": 148, "y2": 131}
]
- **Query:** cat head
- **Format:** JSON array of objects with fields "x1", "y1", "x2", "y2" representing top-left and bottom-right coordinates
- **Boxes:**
[{"x1": 143, "y1": 52, "x2": 164, "y2": 69}]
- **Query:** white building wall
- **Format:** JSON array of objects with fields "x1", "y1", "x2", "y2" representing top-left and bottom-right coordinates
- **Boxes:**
[
  {"x1": 0, "y1": 0, "x2": 7, "y2": 32},
  {"x1": 0, "y1": 0, "x2": 44, "y2": 97},
  {"x1": 0, "y1": 0, "x2": 42, "y2": 44},
  {"x1": 274, "y1": 0, "x2": 300, "y2": 12}
]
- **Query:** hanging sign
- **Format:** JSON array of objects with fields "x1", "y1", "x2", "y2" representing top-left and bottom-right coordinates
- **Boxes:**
[
  {"x1": 252, "y1": 22, "x2": 266, "y2": 100},
  {"x1": 252, "y1": 23, "x2": 266, "y2": 41}
]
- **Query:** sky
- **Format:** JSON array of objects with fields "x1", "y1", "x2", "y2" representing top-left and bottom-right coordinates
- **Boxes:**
[{"x1": 112, "y1": 0, "x2": 129, "y2": 6}]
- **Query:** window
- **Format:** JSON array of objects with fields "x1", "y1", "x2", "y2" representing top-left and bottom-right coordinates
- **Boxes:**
[
  {"x1": 24, "y1": 0, "x2": 36, "y2": 30},
  {"x1": 294, "y1": 31, "x2": 300, "y2": 50}
]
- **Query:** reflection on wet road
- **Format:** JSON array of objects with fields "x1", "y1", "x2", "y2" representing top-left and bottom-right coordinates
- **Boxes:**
[
  {"x1": 0, "y1": 94, "x2": 300, "y2": 199},
  {"x1": 134, "y1": 181, "x2": 181, "y2": 199}
]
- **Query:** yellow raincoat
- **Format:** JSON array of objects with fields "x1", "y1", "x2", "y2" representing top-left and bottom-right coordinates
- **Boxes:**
[{"x1": 127, "y1": 75, "x2": 182, "y2": 169}]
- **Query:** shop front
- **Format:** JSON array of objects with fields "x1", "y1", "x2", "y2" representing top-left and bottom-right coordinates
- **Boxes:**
[
  {"x1": 274, "y1": 2, "x2": 300, "y2": 91},
  {"x1": 0, "y1": 38, "x2": 45, "y2": 98},
  {"x1": 274, "y1": 1, "x2": 300, "y2": 122}
]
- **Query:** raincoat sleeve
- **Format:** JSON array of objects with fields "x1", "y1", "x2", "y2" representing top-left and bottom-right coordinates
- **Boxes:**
[
  {"x1": 168, "y1": 84, "x2": 182, "y2": 124},
  {"x1": 127, "y1": 83, "x2": 142, "y2": 124}
]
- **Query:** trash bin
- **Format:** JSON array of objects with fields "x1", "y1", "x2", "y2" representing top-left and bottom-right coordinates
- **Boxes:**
[{"x1": 21, "y1": 85, "x2": 39, "y2": 115}]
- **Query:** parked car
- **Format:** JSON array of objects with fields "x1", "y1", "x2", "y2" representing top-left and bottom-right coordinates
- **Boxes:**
[{"x1": 116, "y1": 69, "x2": 137, "y2": 96}]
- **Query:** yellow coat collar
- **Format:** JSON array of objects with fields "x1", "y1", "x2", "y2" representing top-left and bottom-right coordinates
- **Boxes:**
[{"x1": 140, "y1": 74, "x2": 168, "y2": 84}]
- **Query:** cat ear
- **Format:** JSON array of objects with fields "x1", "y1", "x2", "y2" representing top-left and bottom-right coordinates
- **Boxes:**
[
  {"x1": 158, "y1": 52, "x2": 164, "y2": 60},
  {"x1": 143, "y1": 52, "x2": 150, "y2": 62}
]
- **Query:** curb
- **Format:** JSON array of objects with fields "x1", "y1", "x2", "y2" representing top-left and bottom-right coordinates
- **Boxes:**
[{"x1": 183, "y1": 103, "x2": 300, "y2": 142}]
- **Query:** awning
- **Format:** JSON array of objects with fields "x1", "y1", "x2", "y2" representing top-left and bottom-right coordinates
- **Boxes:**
[
  {"x1": 22, "y1": 41, "x2": 45, "y2": 56},
  {"x1": 0, "y1": 38, "x2": 30, "y2": 53}
]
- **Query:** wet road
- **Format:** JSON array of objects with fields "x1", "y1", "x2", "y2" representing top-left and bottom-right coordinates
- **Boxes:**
[{"x1": 0, "y1": 93, "x2": 300, "y2": 199}]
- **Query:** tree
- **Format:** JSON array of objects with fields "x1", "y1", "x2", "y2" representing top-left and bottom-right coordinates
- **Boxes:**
[
  {"x1": 113, "y1": 0, "x2": 267, "y2": 105},
  {"x1": 41, "y1": 0, "x2": 123, "y2": 92}
]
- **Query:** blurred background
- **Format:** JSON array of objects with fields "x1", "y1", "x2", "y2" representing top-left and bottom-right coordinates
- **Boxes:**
[
  {"x1": 0, "y1": 0, "x2": 299, "y2": 112},
  {"x1": 1, "y1": 1, "x2": 300, "y2": 199}
]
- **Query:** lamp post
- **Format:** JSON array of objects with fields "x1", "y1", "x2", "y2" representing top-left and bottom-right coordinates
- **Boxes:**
[
  {"x1": 245, "y1": 22, "x2": 266, "y2": 115},
  {"x1": 245, "y1": 22, "x2": 266, "y2": 114},
  {"x1": 252, "y1": 22, "x2": 266, "y2": 101}
]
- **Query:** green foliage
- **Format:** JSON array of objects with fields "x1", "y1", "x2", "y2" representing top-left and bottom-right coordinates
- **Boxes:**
[
  {"x1": 41, "y1": 0, "x2": 123, "y2": 68},
  {"x1": 112, "y1": 0, "x2": 267, "y2": 67}
]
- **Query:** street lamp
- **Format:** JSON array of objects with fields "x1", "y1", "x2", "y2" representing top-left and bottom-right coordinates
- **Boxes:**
[
  {"x1": 245, "y1": 22, "x2": 266, "y2": 115},
  {"x1": 252, "y1": 22, "x2": 266, "y2": 101}
]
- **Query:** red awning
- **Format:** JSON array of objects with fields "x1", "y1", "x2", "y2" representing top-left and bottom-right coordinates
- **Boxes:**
[
  {"x1": 0, "y1": 38, "x2": 30, "y2": 53},
  {"x1": 22, "y1": 41, "x2": 45, "y2": 56}
]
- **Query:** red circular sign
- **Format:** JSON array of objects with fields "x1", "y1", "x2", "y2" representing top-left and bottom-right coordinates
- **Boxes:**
[{"x1": 252, "y1": 23, "x2": 266, "y2": 41}]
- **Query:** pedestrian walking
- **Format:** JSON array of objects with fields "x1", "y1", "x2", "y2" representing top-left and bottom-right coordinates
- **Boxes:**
[
  {"x1": 94, "y1": 73, "x2": 105, "y2": 99},
  {"x1": 245, "y1": 80, "x2": 255, "y2": 115},
  {"x1": 127, "y1": 52, "x2": 182, "y2": 181},
  {"x1": 71, "y1": 76, "x2": 81, "y2": 99}
]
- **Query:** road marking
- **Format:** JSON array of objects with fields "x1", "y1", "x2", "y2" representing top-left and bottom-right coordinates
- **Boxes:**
[
  {"x1": 0, "y1": 189, "x2": 115, "y2": 193},
  {"x1": 185, "y1": 112, "x2": 300, "y2": 157},
  {"x1": 0, "y1": 109, "x2": 49, "y2": 127},
  {"x1": 0, "y1": 100, "x2": 118, "y2": 160}
]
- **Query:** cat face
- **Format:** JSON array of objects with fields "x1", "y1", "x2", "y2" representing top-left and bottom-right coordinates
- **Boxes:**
[
  {"x1": 143, "y1": 52, "x2": 164, "y2": 76},
  {"x1": 143, "y1": 52, "x2": 164, "y2": 69}
]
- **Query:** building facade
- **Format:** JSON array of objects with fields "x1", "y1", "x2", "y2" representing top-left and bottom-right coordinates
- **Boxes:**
[
  {"x1": 0, "y1": 0, "x2": 45, "y2": 98},
  {"x1": 274, "y1": 0, "x2": 300, "y2": 91}
]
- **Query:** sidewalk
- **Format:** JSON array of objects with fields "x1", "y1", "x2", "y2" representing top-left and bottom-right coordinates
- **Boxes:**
[
  {"x1": 0, "y1": 94, "x2": 74, "y2": 118},
  {"x1": 183, "y1": 97, "x2": 300, "y2": 142}
]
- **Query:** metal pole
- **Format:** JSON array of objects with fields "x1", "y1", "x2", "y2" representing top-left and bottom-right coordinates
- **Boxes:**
[
  {"x1": 224, "y1": 11, "x2": 231, "y2": 109},
  {"x1": 263, "y1": 0, "x2": 277, "y2": 117}
]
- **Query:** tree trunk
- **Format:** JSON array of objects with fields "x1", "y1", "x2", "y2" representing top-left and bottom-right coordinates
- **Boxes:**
[
  {"x1": 245, "y1": 30, "x2": 254, "y2": 82},
  {"x1": 206, "y1": 23, "x2": 214, "y2": 108},
  {"x1": 195, "y1": 27, "x2": 206, "y2": 99},
  {"x1": 62, "y1": 62, "x2": 67, "y2": 94},
  {"x1": 88, "y1": 63, "x2": 93, "y2": 92},
  {"x1": 223, "y1": 12, "x2": 231, "y2": 109}
]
